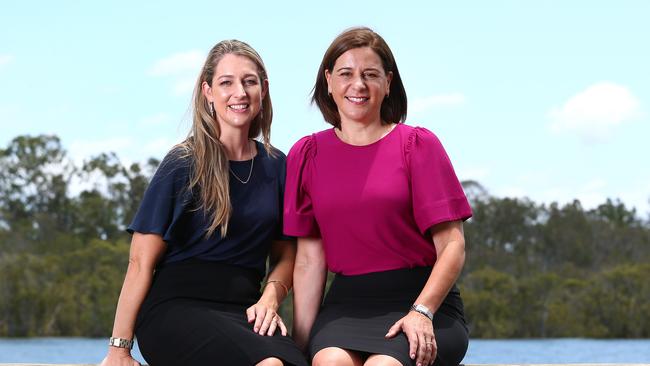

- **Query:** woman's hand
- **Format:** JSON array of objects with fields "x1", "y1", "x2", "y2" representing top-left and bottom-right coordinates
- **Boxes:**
[
  {"x1": 246, "y1": 301, "x2": 287, "y2": 336},
  {"x1": 99, "y1": 348, "x2": 141, "y2": 366},
  {"x1": 385, "y1": 311, "x2": 436, "y2": 366}
]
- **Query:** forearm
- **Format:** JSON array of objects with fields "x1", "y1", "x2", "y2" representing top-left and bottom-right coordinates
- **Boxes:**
[
  {"x1": 292, "y1": 259, "x2": 326, "y2": 348},
  {"x1": 261, "y1": 253, "x2": 295, "y2": 309},
  {"x1": 415, "y1": 240, "x2": 465, "y2": 312},
  {"x1": 108, "y1": 260, "x2": 155, "y2": 354}
]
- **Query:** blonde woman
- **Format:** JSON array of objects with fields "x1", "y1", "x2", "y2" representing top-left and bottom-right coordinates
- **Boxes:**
[{"x1": 100, "y1": 40, "x2": 307, "y2": 366}]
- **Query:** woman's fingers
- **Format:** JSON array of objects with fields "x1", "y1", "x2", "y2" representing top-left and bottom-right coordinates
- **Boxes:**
[
  {"x1": 257, "y1": 307, "x2": 275, "y2": 335},
  {"x1": 278, "y1": 317, "x2": 288, "y2": 336},
  {"x1": 428, "y1": 336, "x2": 438, "y2": 365},
  {"x1": 245, "y1": 306, "x2": 256, "y2": 323},
  {"x1": 266, "y1": 315, "x2": 278, "y2": 336},
  {"x1": 422, "y1": 335, "x2": 436, "y2": 366},
  {"x1": 405, "y1": 326, "x2": 418, "y2": 360},
  {"x1": 385, "y1": 318, "x2": 404, "y2": 338},
  {"x1": 400, "y1": 312, "x2": 436, "y2": 365},
  {"x1": 416, "y1": 331, "x2": 428, "y2": 366},
  {"x1": 247, "y1": 304, "x2": 287, "y2": 336}
]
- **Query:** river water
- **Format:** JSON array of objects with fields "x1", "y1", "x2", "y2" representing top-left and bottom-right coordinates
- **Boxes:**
[{"x1": 0, "y1": 338, "x2": 649, "y2": 364}]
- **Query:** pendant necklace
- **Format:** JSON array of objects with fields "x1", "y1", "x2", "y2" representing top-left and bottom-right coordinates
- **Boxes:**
[{"x1": 229, "y1": 140, "x2": 254, "y2": 184}]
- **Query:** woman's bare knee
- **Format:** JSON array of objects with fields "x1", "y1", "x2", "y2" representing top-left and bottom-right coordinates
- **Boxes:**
[
  {"x1": 256, "y1": 356, "x2": 284, "y2": 366},
  {"x1": 364, "y1": 354, "x2": 402, "y2": 366},
  {"x1": 313, "y1": 347, "x2": 363, "y2": 366}
]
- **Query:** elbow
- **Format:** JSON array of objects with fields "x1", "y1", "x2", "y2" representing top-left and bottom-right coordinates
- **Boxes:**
[
  {"x1": 436, "y1": 238, "x2": 466, "y2": 268},
  {"x1": 457, "y1": 238, "x2": 466, "y2": 254},
  {"x1": 294, "y1": 257, "x2": 325, "y2": 275},
  {"x1": 126, "y1": 253, "x2": 156, "y2": 278},
  {"x1": 126, "y1": 255, "x2": 144, "y2": 277},
  {"x1": 455, "y1": 238, "x2": 466, "y2": 268},
  {"x1": 294, "y1": 252, "x2": 326, "y2": 275}
]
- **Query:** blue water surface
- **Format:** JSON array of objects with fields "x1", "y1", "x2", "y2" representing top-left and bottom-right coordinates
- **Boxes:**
[{"x1": 0, "y1": 338, "x2": 649, "y2": 364}]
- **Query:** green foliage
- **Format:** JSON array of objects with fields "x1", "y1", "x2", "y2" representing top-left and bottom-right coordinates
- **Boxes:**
[
  {"x1": 461, "y1": 183, "x2": 650, "y2": 338},
  {"x1": 1, "y1": 135, "x2": 649, "y2": 338},
  {"x1": 0, "y1": 135, "x2": 152, "y2": 337},
  {"x1": 461, "y1": 267, "x2": 518, "y2": 337}
]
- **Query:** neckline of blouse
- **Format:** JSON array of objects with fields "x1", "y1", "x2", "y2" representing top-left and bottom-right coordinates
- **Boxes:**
[{"x1": 330, "y1": 123, "x2": 400, "y2": 148}]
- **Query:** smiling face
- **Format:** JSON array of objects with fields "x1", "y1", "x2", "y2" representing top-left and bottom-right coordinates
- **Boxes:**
[
  {"x1": 202, "y1": 53, "x2": 267, "y2": 131},
  {"x1": 325, "y1": 47, "x2": 392, "y2": 127}
]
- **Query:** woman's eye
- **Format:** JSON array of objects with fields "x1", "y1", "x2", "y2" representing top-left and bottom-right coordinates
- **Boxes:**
[
  {"x1": 244, "y1": 79, "x2": 258, "y2": 86},
  {"x1": 339, "y1": 72, "x2": 351, "y2": 77},
  {"x1": 219, "y1": 80, "x2": 232, "y2": 86},
  {"x1": 364, "y1": 73, "x2": 378, "y2": 79}
]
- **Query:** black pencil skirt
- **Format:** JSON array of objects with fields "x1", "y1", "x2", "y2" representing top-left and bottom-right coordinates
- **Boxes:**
[
  {"x1": 309, "y1": 267, "x2": 469, "y2": 366},
  {"x1": 135, "y1": 259, "x2": 307, "y2": 366}
]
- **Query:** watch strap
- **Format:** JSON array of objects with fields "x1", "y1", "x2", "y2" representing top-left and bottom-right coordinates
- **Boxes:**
[
  {"x1": 410, "y1": 304, "x2": 434, "y2": 321},
  {"x1": 109, "y1": 337, "x2": 134, "y2": 349}
]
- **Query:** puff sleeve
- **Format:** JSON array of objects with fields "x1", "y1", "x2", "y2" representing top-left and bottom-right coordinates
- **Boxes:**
[
  {"x1": 406, "y1": 127, "x2": 472, "y2": 234},
  {"x1": 283, "y1": 135, "x2": 320, "y2": 237},
  {"x1": 127, "y1": 149, "x2": 192, "y2": 244}
]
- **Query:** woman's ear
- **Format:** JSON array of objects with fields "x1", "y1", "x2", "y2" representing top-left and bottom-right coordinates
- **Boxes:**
[
  {"x1": 325, "y1": 69, "x2": 332, "y2": 94},
  {"x1": 262, "y1": 78, "x2": 269, "y2": 99},
  {"x1": 386, "y1": 71, "x2": 393, "y2": 95},
  {"x1": 201, "y1": 80, "x2": 213, "y2": 102}
]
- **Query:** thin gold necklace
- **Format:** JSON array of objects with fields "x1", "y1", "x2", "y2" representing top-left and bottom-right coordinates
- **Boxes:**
[{"x1": 229, "y1": 140, "x2": 254, "y2": 184}]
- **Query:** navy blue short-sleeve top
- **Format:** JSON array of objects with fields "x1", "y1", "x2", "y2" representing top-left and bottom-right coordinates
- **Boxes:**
[{"x1": 127, "y1": 141, "x2": 292, "y2": 275}]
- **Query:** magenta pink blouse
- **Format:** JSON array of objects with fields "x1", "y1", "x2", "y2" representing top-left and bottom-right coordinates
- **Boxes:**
[{"x1": 283, "y1": 124, "x2": 472, "y2": 275}]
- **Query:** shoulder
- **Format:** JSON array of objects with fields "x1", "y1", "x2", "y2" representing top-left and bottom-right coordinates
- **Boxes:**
[
  {"x1": 287, "y1": 135, "x2": 315, "y2": 162},
  {"x1": 400, "y1": 124, "x2": 444, "y2": 154},
  {"x1": 152, "y1": 145, "x2": 192, "y2": 183},
  {"x1": 261, "y1": 143, "x2": 287, "y2": 168},
  {"x1": 288, "y1": 129, "x2": 333, "y2": 157}
]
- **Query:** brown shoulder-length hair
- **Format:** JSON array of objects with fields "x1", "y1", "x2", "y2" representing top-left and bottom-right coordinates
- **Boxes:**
[
  {"x1": 312, "y1": 27, "x2": 407, "y2": 128},
  {"x1": 177, "y1": 39, "x2": 273, "y2": 238}
]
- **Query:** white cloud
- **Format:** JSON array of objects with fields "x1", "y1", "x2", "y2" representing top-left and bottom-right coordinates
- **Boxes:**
[
  {"x1": 548, "y1": 82, "x2": 641, "y2": 142},
  {"x1": 148, "y1": 50, "x2": 204, "y2": 77},
  {"x1": 147, "y1": 50, "x2": 203, "y2": 96},
  {"x1": 0, "y1": 54, "x2": 14, "y2": 68},
  {"x1": 410, "y1": 93, "x2": 465, "y2": 114}
]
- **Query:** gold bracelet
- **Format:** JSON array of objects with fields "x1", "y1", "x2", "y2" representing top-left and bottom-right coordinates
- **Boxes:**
[{"x1": 265, "y1": 279, "x2": 289, "y2": 295}]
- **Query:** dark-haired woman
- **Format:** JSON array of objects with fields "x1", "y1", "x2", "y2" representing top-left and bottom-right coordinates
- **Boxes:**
[{"x1": 285, "y1": 27, "x2": 472, "y2": 366}]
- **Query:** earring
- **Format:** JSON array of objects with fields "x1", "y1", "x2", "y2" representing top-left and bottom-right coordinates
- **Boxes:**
[
  {"x1": 259, "y1": 106, "x2": 264, "y2": 121},
  {"x1": 209, "y1": 102, "x2": 214, "y2": 116}
]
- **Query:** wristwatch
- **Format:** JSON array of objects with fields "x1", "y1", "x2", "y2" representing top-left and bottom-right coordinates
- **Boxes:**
[
  {"x1": 109, "y1": 337, "x2": 134, "y2": 349},
  {"x1": 410, "y1": 304, "x2": 434, "y2": 321}
]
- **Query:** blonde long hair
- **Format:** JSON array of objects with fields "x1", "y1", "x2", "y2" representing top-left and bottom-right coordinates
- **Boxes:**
[{"x1": 178, "y1": 40, "x2": 273, "y2": 237}]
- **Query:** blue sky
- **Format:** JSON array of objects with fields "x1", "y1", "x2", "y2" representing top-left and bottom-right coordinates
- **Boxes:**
[{"x1": 1, "y1": 1, "x2": 649, "y2": 214}]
